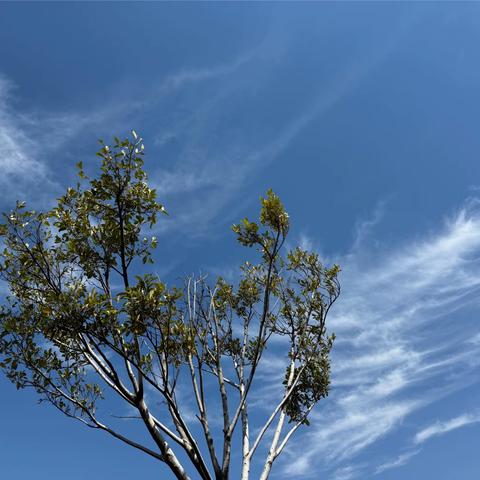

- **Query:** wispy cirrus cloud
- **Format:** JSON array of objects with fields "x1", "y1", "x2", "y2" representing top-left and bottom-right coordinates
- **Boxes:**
[
  {"x1": 332, "y1": 465, "x2": 359, "y2": 480},
  {"x1": 0, "y1": 74, "x2": 104, "y2": 206},
  {"x1": 351, "y1": 198, "x2": 389, "y2": 251},
  {"x1": 414, "y1": 412, "x2": 480, "y2": 445},
  {"x1": 153, "y1": 52, "x2": 255, "y2": 98},
  {"x1": 0, "y1": 52, "x2": 255, "y2": 210},
  {"x1": 374, "y1": 449, "x2": 420, "y2": 475},
  {"x1": 277, "y1": 199, "x2": 480, "y2": 478},
  {"x1": 0, "y1": 76, "x2": 50, "y2": 192}
]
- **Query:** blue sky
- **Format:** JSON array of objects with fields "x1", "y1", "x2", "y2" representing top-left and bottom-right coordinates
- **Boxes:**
[{"x1": 1, "y1": 2, "x2": 480, "y2": 479}]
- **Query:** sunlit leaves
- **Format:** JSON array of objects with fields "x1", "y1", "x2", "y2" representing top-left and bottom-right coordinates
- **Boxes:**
[
  {"x1": 232, "y1": 189, "x2": 288, "y2": 262},
  {"x1": 259, "y1": 189, "x2": 289, "y2": 236}
]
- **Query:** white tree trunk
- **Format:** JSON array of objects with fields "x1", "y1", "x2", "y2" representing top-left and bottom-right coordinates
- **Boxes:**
[{"x1": 259, "y1": 357, "x2": 295, "y2": 480}]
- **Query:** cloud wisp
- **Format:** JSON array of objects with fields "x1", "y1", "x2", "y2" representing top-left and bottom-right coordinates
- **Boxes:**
[
  {"x1": 0, "y1": 74, "x2": 112, "y2": 207},
  {"x1": 0, "y1": 51, "x2": 253, "y2": 212},
  {"x1": 277, "y1": 200, "x2": 480, "y2": 478},
  {"x1": 374, "y1": 449, "x2": 420, "y2": 475},
  {"x1": 414, "y1": 412, "x2": 480, "y2": 445},
  {"x1": 0, "y1": 76, "x2": 52, "y2": 198}
]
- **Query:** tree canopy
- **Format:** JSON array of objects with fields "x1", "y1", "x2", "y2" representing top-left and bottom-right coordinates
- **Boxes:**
[{"x1": 0, "y1": 132, "x2": 340, "y2": 480}]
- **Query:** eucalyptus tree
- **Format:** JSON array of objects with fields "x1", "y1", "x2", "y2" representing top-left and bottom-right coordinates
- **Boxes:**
[{"x1": 0, "y1": 132, "x2": 340, "y2": 480}]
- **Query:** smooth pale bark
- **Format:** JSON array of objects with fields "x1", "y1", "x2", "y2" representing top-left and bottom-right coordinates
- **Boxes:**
[
  {"x1": 240, "y1": 383, "x2": 250, "y2": 480},
  {"x1": 259, "y1": 356, "x2": 295, "y2": 480},
  {"x1": 136, "y1": 398, "x2": 190, "y2": 480}
]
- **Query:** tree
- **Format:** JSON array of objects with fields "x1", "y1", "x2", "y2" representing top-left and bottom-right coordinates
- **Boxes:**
[{"x1": 0, "y1": 132, "x2": 340, "y2": 480}]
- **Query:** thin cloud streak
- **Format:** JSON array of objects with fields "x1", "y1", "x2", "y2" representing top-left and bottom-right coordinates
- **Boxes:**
[
  {"x1": 154, "y1": 52, "x2": 255, "y2": 97},
  {"x1": 374, "y1": 449, "x2": 420, "y2": 475},
  {"x1": 414, "y1": 412, "x2": 480, "y2": 445}
]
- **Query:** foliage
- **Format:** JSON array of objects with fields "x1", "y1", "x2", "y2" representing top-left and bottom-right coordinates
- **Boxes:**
[{"x1": 0, "y1": 132, "x2": 340, "y2": 480}]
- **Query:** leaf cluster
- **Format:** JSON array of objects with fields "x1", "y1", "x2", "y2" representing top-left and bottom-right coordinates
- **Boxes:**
[{"x1": 0, "y1": 132, "x2": 341, "y2": 480}]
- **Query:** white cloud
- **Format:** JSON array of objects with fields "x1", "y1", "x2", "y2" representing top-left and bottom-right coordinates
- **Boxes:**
[
  {"x1": 0, "y1": 74, "x2": 101, "y2": 205},
  {"x1": 414, "y1": 412, "x2": 480, "y2": 445},
  {"x1": 154, "y1": 52, "x2": 254, "y2": 96},
  {"x1": 351, "y1": 198, "x2": 389, "y2": 251},
  {"x1": 375, "y1": 449, "x2": 420, "y2": 475},
  {"x1": 0, "y1": 76, "x2": 49, "y2": 186},
  {"x1": 332, "y1": 465, "x2": 358, "y2": 480},
  {"x1": 276, "y1": 201, "x2": 480, "y2": 478}
]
